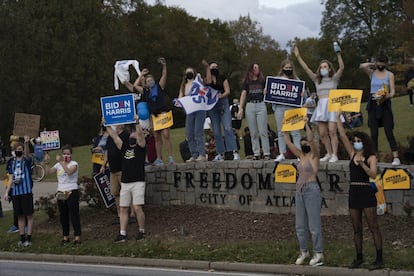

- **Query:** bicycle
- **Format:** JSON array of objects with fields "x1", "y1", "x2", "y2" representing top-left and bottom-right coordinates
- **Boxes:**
[{"x1": 31, "y1": 161, "x2": 45, "y2": 182}]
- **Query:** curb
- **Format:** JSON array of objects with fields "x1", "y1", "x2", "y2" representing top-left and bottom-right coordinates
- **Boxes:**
[{"x1": 1, "y1": 252, "x2": 413, "y2": 276}]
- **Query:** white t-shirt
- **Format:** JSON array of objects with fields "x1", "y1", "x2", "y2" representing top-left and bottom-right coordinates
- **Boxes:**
[{"x1": 53, "y1": 161, "x2": 79, "y2": 191}]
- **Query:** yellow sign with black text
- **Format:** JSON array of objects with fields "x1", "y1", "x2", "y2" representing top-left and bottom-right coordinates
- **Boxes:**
[
  {"x1": 281, "y1": 108, "x2": 307, "y2": 132},
  {"x1": 328, "y1": 89, "x2": 362, "y2": 112},
  {"x1": 152, "y1": 110, "x2": 174, "y2": 131},
  {"x1": 274, "y1": 163, "x2": 297, "y2": 184},
  {"x1": 91, "y1": 153, "x2": 105, "y2": 165},
  {"x1": 381, "y1": 168, "x2": 412, "y2": 190}
]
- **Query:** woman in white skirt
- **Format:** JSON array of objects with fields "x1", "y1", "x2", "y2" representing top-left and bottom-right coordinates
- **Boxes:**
[{"x1": 294, "y1": 45, "x2": 344, "y2": 162}]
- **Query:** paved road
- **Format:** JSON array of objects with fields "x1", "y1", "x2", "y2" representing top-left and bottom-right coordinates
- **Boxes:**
[{"x1": 1, "y1": 181, "x2": 57, "y2": 211}]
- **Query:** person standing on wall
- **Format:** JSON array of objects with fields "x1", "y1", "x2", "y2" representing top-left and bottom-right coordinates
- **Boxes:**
[
  {"x1": 359, "y1": 51, "x2": 400, "y2": 165},
  {"x1": 206, "y1": 61, "x2": 240, "y2": 161},
  {"x1": 294, "y1": 43, "x2": 344, "y2": 163}
]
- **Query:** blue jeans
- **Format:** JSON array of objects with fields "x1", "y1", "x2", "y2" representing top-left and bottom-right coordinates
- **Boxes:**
[
  {"x1": 185, "y1": 110, "x2": 206, "y2": 158},
  {"x1": 272, "y1": 104, "x2": 301, "y2": 154},
  {"x1": 295, "y1": 181, "x2": 323, "y2": 253},
  {"x1": 209, "y1": 97, "x2": 237, "y2": 153},
  {"x1": 245, "y1": 102, "x2": 270, "y2": 156}
]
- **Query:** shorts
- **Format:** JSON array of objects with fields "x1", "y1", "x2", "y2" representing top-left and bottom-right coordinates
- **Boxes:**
[
  {"x1": 119, "y1": 181, "x2": 146, "y2": 207},
  {"x1": 110, "y1": 171, "x2": 122, "y2": 196},
  {"x1": 12, "y1": 194, "x2": 34, "y2": 217}
]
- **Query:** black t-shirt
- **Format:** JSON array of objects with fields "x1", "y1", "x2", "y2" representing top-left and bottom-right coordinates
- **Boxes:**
[
  {"x1": 106, "y1": 129, "x2": 130, "y2": 173},
  {"x1": 121, "y1": 143, "x2": 146, "y2": 183},
  {"x1": 143, "y1": 84, "x2": 170, "y2": 115},
  {"x1": 242, "y1": 79, "x2": 265, "y2": 102}
]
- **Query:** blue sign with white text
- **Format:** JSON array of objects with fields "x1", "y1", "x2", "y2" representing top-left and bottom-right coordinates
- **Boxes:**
[
  {"x1": 101, "y1": 93, "x2": 136, "y2": 126},
  {"x1": 264, "y1": 77, "x2": 304, "y2": 107}
]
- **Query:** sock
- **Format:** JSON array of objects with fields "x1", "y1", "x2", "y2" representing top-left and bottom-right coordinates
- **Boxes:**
[
  {"x1": 26, "y1": 235, "x2": 32, "y2": 242},
  {"x1": 120, "y1": 230, "x2": 126, "y2": 236},
  {"x1": 20, "y1": 235, "x2": 25, "y2": 242}
]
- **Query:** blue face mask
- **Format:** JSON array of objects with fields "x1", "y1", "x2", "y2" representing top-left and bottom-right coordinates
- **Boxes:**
[
  {"x1": 320, "y1": 68, "x2": 329, "y2": 77},
  {"x1": 354, "y1": 141, "x2": 363, "y2": 151}
]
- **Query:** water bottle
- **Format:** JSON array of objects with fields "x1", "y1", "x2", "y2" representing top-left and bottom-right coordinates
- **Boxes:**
[{"x1": 333, "y1": 42, "x2": 341, "y2": 53}]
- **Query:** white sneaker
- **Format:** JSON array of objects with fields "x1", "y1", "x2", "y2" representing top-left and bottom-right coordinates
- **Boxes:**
[
  {"x1": 392, "y1": 157, "x2": 401, "y2": 166},
  {"x1": 328, "y1": 154, "x2": 338, "y2": 163},
  {"x1": 295, "y1": 251, "x2": 309, "y2": 265},
  {"x1": 309, "y1": 253, "x2": 324, "y2": 267},
  {"x1": 233, "y1": 152, "x2": 240, "y2": 161},
  {"x1": 274, "y1": 154, "x2": 285, "y2": 162},
  {"x1": 320, "y1": 154, "x2": 331, "y2": 162},
  {"x1": 212, "y1": 154, "x2": 224, "y2": 162},
  {"x1": 186, "y1": 157, "x2": 196, "y2": 163},
  {"x1": 195, "y1": 155, "x2": 207, "y2": 162}
]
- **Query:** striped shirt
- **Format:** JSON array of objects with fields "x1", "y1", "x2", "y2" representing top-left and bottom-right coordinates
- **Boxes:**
[{"x1": 7, "y1": 157, "x2": 33, "y2": 196}]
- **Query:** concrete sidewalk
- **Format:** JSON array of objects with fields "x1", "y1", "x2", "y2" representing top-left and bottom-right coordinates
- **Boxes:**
[{"x1": 0, "y1": 251, "x2": 413, "y2": 276}]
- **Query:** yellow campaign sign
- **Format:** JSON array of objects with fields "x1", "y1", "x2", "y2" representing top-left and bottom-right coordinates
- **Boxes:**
[
  {"x1": 281, "y1": 108, "x2": 307, "y2": 132},
  {"x1": 274, "y1": 163, "x2": 297, "y2": 184},
  {"x1": 91, "y1": 153, "x2": 105, "y2": 165},
  {"x1": 382, "y1": 168, "x2": 412, "y2": 190},
  {"x1": 328, "y1": 89, "x2": 362, "y2": 112},
  {"x1": 151, "y1": 110, "x2": 174, "y2": 131}
]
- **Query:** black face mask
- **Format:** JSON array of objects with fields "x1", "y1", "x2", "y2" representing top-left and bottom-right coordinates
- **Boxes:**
[
  {"x1": 129, "y1": 138, "x2": 137, "y2": 146},
  {"x1": 186, "y1": 72, "x2": 194, "y2": 79},
  {"x1": 15, "y1": 150, "x2": 23, "y2": 157},
  {"x1": 282, "y1": 69, "x2": 293, "y2": 77},
  {"x1": 210, "y1": 68, "x2": 219, "y2": 77},
  {"x1": 377, "y1": 65, "x2": 385, "y2": 71},
  {"x1": 301, "y1": 145, "x2": 311, "y2": 153}
]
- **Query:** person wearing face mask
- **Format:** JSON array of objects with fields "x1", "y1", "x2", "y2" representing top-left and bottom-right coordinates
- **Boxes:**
[
  {"x1": 283, "y1": 119, "x2": 324, "y2": 267},
  {"x1": 178, "y1": 61, "x2": 211, "y2": 162},
  {"x1": 3, "y1": 136, "x2": 34, "y2": 247},
  {"x1": 105, "y1": 116, "x2": 147, "y2": 242},
  {"x1": 126, "y1": 57, "x2": 175, "y2": 166},
  {"x1": 272, "y1": 60, "x2": 303, "y2": 162},
  {"x1": 360, "y1": 52, "x2": 400, "y2": 166},
  {"x1": 237, "y1": 63, "x2": 270, "y2": 160},
  {"x1": 294, "y1": 45, "x2": 344, "y2": 163},
  {"x1": 336, "y1": 112, "x2": 384, "y2": 270},
  {"x1": 44, "y1": 144, "x2": 81, "y2": 245},
  {"x1": 205, "y1": 61, "x2": 240, "y2": 161}
]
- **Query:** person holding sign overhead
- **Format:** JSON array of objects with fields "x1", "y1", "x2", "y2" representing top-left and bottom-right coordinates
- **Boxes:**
[
  {"x1": 294, "y1": 44, "x2": 344, "y2": 163},
  {"x1": 336, "y1": 112, "x2": 384, "y2": 270},
  {"x1": 272, "y1": 60, "x2": 303, "y2": 162},
  {"x1": 124, "y1": 57, "x2": 175, "y2": 166},
  {"x1": 283, "y1": 119, "x2": 324, "y2": 267},
  {"x1": 359, "y1": 51, "x2": 400, "y2": 166}
]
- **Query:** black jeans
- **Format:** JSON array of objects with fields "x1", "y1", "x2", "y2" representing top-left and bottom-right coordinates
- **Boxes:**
[
  {"x1": 57, "y1": 190, "x2": 81, "y2": 237},
  {"x1": 368, "y1": 105, "x2": 398, "y2": 152}
]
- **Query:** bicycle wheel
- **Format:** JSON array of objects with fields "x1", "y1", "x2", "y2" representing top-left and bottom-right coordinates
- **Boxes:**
[{"x1": 32, "y1": 164, "x2": 45, "y2": 182}]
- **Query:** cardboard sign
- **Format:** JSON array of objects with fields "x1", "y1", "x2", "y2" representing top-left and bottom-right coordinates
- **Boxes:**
[
  {"x1": 152, "y1": 110, "x2": 174, "y2": 131},
  {"x1": 381, "y1": 168, "x2": 412, "y2": 190},
  {"x1": 101, "y1": 93, "x2": 136, "y2": 126},
  {"x1": 264, "y1": 77, "x2": 304, "y2": 107},
  {"x1": 40, "y1": 130, "x2": 60, "y2": 150},
  {"x1": 13, "y1": 113, "x2": 40, "y2": 138},
  {"x1": 281, "y1": 108, "x2": 307, "y2": 131},
  {"x1": 328, "y1": 89, "x2": 362, "y2": 112},
  {"x1": 274, "y1": 163, "x2": 297, "y2": 184},
  {"x1": 93, "y1": 169, "x2": 116, "y2": 208}
]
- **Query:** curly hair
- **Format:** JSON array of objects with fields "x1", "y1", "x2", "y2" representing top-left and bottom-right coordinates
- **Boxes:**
[{"x1": 350, "y1": 130, "x2": 375, "y2": 159}]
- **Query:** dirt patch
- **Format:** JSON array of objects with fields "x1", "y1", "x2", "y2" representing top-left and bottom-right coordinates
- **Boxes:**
[{"x1": 36, "y1": 205, "x2": 414, "y2": 247}]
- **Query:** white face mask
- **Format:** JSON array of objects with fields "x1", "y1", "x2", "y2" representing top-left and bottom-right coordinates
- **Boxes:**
[{"x1": 320, "y1": 68, "x2": 329, "y2": 77}]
